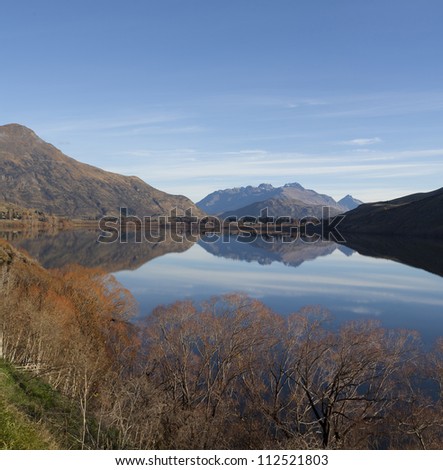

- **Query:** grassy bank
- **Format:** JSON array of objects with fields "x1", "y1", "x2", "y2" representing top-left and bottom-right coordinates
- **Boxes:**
[{"x1": 0, "y1": 360, "x2": 86, "y2": 449}]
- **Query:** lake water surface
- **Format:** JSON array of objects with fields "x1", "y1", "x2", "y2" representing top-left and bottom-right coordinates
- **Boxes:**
[{"x1": 4, "y1": 229, "x2": 443, "y2": 345}]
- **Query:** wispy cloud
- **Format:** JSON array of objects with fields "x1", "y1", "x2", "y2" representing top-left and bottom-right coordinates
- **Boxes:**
[
  {"x1": 340, "y1": 137, "x2": 382, "y2": 146},
  {"x1": 104, "y1": 125, "x2": 205, "y2": 137},
  {"x1": 285, "y1": 99, "x2": 328, "y2": 109},
  {"x1": 31, "y1": 90, "x2": 443, "y2": 204},
  {"x1": 105, "y1": 146, "x2": 443, "y2": 201},
  {"x1": 39, "y1": 114, "x2": 185, "y2": 134},
  {"x1": 307, "y1": 91, "x2": 443, "y2": 119}
]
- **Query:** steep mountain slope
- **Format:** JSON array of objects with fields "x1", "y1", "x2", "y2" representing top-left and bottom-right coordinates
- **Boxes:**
[
  {"x1": 0, "y1": 124, "x2": 202, "y2": 219},
  {"x1": 339, "y1": 187, "x2": 443, "y2": 237},
  {"x1": 197, "y1": 182, "x2": 349, "y2": 218}
]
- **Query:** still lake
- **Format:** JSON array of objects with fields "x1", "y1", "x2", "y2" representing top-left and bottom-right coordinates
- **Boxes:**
[{"x1": 4, "y1": 229, "x2": 443, "y2": 345}]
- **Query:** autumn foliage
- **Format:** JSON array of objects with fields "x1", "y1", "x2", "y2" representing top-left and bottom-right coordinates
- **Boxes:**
[{"x1": 0, "y1": 239, "x2": 442, "y2": 449}]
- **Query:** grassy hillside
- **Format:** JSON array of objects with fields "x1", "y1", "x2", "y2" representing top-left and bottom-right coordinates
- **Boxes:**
[
  {"x1": 0, "y1": 359, "x2": 94, "y2": 449},
  {"x1": 0, "y1": 360, "x2": 56, "y2": 449}
]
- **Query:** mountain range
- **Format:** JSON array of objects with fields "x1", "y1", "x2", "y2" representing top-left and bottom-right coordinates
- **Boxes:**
[
  {"x1": 3, "y1": 122, "x2": 440, "y2": 241},
  {"x1": 0, "y1": 124, "x2": 202, "y2": 219},
  {"x1": 197, "y1": 182, "x2": 362, "y2": 219}
]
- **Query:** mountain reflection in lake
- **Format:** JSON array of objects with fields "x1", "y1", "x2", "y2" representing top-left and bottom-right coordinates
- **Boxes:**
[{"x1": 3, "y1": 229, "x2": 443, "y2": 344}]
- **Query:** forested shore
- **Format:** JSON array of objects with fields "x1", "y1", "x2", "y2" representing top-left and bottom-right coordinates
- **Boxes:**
[{"x1": 1, "y1": 239, "x2": 442, "y2": 449}]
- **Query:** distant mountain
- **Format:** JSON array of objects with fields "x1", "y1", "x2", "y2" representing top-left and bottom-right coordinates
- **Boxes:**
[
  {"x1": 338, "y1": 195, "x2": 363, "y2": 211},
  {"x1": 197, "y1": 183, "x2": 277, "y2": 214},
  {"x1": 197, "y1": 182, "x2": 352, "y2": 219},
  {"x1": 0, "y1": 124, "x2": 202, "y2": 219},
  {"x1": 219, "y1": 195, "x2": 337, "y2": 220},
  {"x1": 339, "y1": 187, "x2": 443, "y2": 238}
]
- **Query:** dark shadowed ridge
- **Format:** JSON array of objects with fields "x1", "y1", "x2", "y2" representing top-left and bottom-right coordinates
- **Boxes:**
[
  {"x1": 339, "y1": 187, "x2": 443, "y2": 238},
  {"x1": 0, "y1": 123, "x2": 203, "y2": 219}
]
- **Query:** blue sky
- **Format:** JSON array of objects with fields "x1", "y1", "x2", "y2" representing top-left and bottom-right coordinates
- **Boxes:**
[{"x1": 1, "y1": 0, "x2": 442, "y2": 202}]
